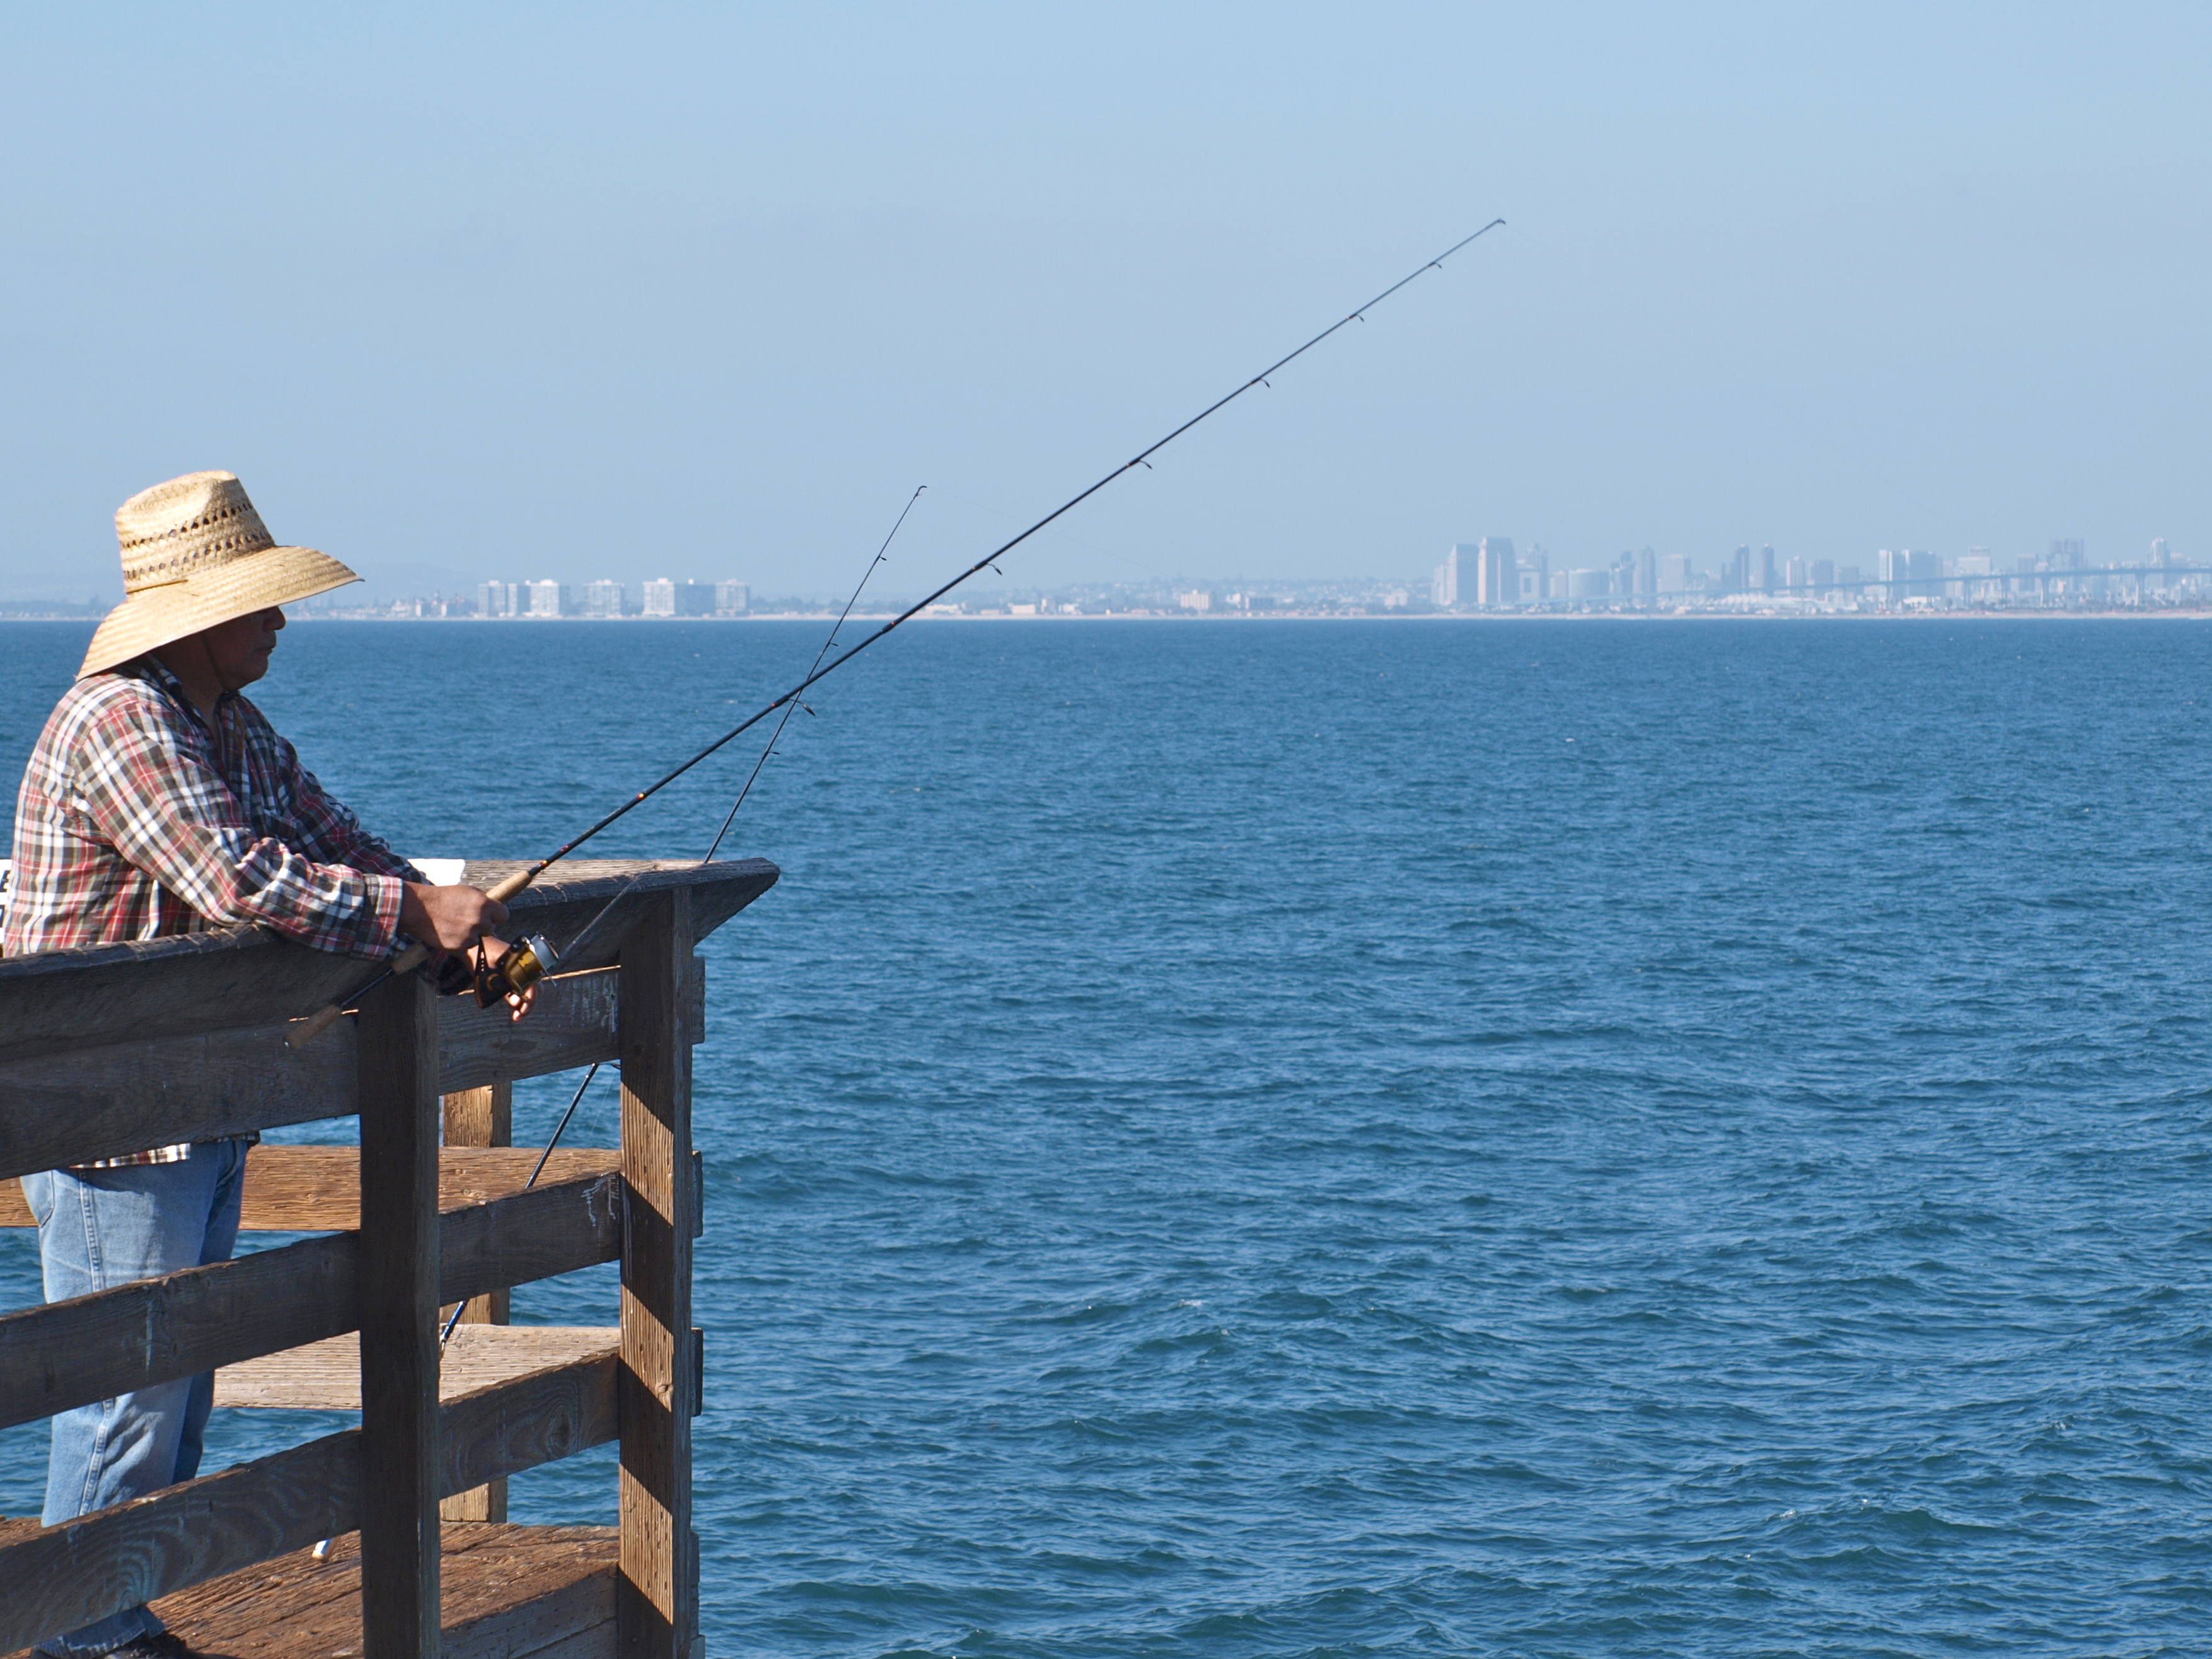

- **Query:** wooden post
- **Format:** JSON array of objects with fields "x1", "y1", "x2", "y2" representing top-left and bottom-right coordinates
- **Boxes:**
[
  {"x1": 440, "y1": 1082, "x2": 511, "y2": 1524},
  {"x1": 617, "y1": 888, "x2": 697, "y2": 1659},
  {"x1": 358, "y1": 970, "x2": 442, "y2": 1659}
]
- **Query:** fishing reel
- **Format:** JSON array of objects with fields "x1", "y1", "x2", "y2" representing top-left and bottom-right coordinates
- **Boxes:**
[
  {"x1": 476, "y1": 933, "x2": 559, "y2": 1008},
  {"x1": 431, "y1": 933, "x2": 560, "y2": 1006}
]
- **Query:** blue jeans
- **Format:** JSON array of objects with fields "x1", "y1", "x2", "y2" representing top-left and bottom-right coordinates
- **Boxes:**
[{"x1": 23, "y1": 1140, "x2": 248, "y2": 1657}]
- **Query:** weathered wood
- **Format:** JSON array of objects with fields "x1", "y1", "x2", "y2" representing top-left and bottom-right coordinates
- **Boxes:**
[
  {"x1": 0, "y1": 1168, "x2": 622, "y2": 1431},
  {"x1": 0, "y1": 1226, "x2": 353, "y2": 1434},
  {"x1": 0, "y1": 1146, "x2": 619, "y2": 1231},
  {"x1": 146, "y1": 1526, "x2": 618, "y2": 1659},
  {"x1": 357, "y1": 970, "x2": 441, "y2": 1659},
  {"x1": 0, "y1": 960, "x2": 703, "y2": 1184},
  {"x1": 0, "y1": 859, "x2": 773, "y2": 1067},
  {"x1": 0, "y1": 1363, "x2": 619, "y2": 1654},
  {"x1": 616, "y1": 888, "x2": 698, "y2": 1659},
  {"x1": 0, "y1": 1417, "x2": 359, "y2": 1654},
  {"x1": 444, "y1": 1080, "x2": 514, "y2": 1524},
  {"x1": 217, "y1": 1325, "x2": 615, "y2": 1409},
  {"x1": 0, "y1": 1016, "x2": 354, "y2": 1184}
]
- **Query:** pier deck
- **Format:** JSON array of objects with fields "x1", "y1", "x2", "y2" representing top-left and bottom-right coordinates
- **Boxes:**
[{"x1": 5, "y1": 1527, "x2": 618, "y2": 1659}]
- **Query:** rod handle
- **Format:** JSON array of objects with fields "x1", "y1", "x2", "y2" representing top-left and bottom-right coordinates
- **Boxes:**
[
  {"x1": 290, "y1": 942, "x2": 430, "y2": 1047},
  {"x1": 485, "y1": 870, "x2": 533, "y2": 904}
]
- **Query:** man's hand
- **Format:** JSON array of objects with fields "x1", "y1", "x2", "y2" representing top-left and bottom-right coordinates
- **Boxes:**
[
  {"x1": 400, "y1": 881, "x2": 509, "y2": 953},
  {"x1": 477, "y1": 934, "x2": 540, "y2": 1023}
]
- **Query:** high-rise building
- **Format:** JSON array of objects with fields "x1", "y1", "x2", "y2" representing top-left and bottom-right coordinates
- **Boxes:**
[
  {"x1": 671, "y1": 581, "x2": 715, "y2": 617},
  {"x1": 1812, "y1": 559, "x2": 1835, "y2": 590},
  {"x1": 1907, "y1": 549, "x2": 1942, "y2": 600},
  {"x1": 1785, "y1": 556, "x2": 1810, "y2": 591},
  {"x1": 1659, "y1": 554, "x2": 1693, "y2": 594},
  {"x1": 1877, "y1": 549, "x2": 1906, "y2": 604},
  {"x1": 582, "y1": 579, "x2": 623, "y2": 617},
  {"x1": 1520, "y1": 545, "x2": 1550, "y2": 605},
  {"x1": 1757, "y1": 545, "x2": 1778, "y2": 593},
  {"x1": 1568, "y1": 568, "x2": 1606, "y2": 600},
  {"x1": 1432, "y1": 545, "x2": 1459, "y2": 607},
  {"x1": 477, "y1": 580, "x2": 519, "y2": 618},
  {"x1": 1635, "y1": 547, "x2": 1657, "y2": 600},
  {"x1": 526, "y1": 580, "x2": 567, "y2": 618},
  {"x1": 1474, "y1": 537, "x2": 1515, "y2": 607},
  {"x1": 2050, "y1": 538, "x2": 2085, "y2": 569},
  {"x1": 715, "y1": 580, "x2": 750, "y2": 615},
  {"x1": 642, "y1": 578, "x2": 676, "y2": 617}
]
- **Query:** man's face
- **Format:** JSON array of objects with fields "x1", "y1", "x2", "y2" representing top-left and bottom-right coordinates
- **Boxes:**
[{"x1": 200, "y1": 606, "x2": 286, "y2": 689}]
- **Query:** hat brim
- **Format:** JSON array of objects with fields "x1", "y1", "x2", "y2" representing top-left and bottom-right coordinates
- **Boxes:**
[{"x1": 79, "y1": 546, "x2": 361, "y2": 678}]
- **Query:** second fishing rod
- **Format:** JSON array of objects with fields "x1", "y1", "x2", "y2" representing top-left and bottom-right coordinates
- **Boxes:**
[{"x1": 292, "y1": 219, "x2": 1506, "y2": 1042}]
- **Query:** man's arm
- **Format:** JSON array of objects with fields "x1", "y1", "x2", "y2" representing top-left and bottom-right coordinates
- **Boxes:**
[{"x1": 74, "y1": 696, "x2": 414, "y2": 957}]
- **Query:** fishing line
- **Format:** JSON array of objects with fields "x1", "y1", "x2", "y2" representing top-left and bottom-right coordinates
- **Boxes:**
[
  {"x1": 294, "y1": 219, "x2": 1505, "y2": 1042},
  {"x1": 437, "y1": 1061, "x2": 603, "y2": 1348},
  {"x1": 552, "y1": 486, "x2": 927, "y2": 971}
]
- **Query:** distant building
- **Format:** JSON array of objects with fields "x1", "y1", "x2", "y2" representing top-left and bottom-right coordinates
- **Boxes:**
[
  {"x1": 1177, "y1": 590, "x2": 1212, "y2": 612},
  {"x1": 582, "y1": 579, "x2": 624, "y2": 617},
  {"x1": 1785, "y1": 556, "x2": 1810, "y2": 591},
  {"x1": 1519, "y1": 545, "x2": 1549, "y2": 605},
  {"x1": 526, "y1": 580, "x2": 567, "y2": 618},
  {"x1": 1906, "y1": 549, "x2": 1942, "y2": 600},
  {"x1": 1659, "y1": 554, "x2": 1693, "y2": 594},
  {"x1": 1474, "y1": 537, "x2": 1515, "y2": 607},
  {"x1": 1634, "y1": 547, "x2": 1657, "y2": 600},
  {"x1": 642, "y1": 578, "x2": 675, "y2": 617},
  {"x1": 2050, "y1": 537, "x2": 2085, "y2": 569},
  {"x1": 1812, "y1": 559, "x2": 1834, "y2": 589},
  {"x1": 477, "y1": 580, "x2": 520, "y2": 618},
  {"x1": 1757, "y1": 545, "x2": 1778, "y2": 593},
  {"x1": 1432, "y1": 545, "x2": 1459, "y2": 607},
  {"x1": 1876, "y1": 549, "x2": 1906, "y2": 603},
  {"x1": 715, "y1": 580, "x2": 750, "y2": 615},
  {"x1": 672, "y1": 581, "x2": 715, "y2": 617},
  {"x1": 1566, "y1": 569, "x2": 1606, "y2": 600}
]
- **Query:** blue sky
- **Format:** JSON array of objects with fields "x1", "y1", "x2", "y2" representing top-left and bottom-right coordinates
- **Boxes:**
[{"x1": 2, "y1": 4, "x2": 2206, "y2": 601}]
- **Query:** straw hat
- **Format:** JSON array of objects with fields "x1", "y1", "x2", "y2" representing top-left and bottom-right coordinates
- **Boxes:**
[{"x1": 79, "y1": 471, "x2": 361, "y2": 678}]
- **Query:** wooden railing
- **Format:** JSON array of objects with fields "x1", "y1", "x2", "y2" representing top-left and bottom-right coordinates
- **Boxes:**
[{"x1": 0, "y1": 858, "x2": 776, "y2": 1659}]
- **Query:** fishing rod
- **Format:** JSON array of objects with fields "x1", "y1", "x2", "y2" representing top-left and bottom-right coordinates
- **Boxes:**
[{"x1": 291, "y1": 219, "x2": 1505, "y2": 1043}]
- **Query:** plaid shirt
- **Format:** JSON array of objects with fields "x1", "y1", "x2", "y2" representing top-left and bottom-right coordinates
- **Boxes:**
[{"x1": 6, "y1": 656, "x2": 422, "y2": 1164}]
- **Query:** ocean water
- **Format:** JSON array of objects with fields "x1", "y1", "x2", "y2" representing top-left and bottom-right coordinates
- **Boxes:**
[{"x1": 5, "y1": 615, "x2": 2212, "y2": 1656}]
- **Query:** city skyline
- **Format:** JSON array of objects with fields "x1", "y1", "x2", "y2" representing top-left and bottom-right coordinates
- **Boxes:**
[{"x1": 1, "y1": 9, "x2": 2207, "y2": 601}]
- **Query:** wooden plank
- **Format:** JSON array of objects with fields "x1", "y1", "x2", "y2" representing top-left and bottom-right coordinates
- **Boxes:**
[
  {"x1": 217, "y1": 1325, "x2": 616, "y2": 1409},
  {"x1": 444, "y1": 1080, "x2": 514, "y2": 1525},
  {"x1": 142, "y1": 1526, "x2": 617, "y2": 1659},
  {"x1": 0, "y1": 1168, "x2": 622, "y2": 1432},
  {"x1": 0, "y1": 1015, "x2": 354, "y2": 1184},
  {"x1": 0, "y1": 1146, "x2": 619, "y2": 1231},
  {"x1": 0, "y1": 959, "x2": 700, "y2": 1186},
  {"x1": 357, "y1": 969, "x2": 441, "y2": 1659},
  {"x1": 0, "y1": 1363, "x2": 619, "y2": 1655},
  {"x1": 616, "y1": 888, "x2": 697, "y2": 1659},
  {"x1": 0, "y1": 859, "x2": 773, "y2": 1068}
]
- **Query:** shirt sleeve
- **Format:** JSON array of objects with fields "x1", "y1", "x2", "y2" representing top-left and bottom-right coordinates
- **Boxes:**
[{"x1": 71, "y1": 696, "x2": 408, "y2": 959}]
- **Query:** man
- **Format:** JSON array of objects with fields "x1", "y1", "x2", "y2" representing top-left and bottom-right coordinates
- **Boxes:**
[{"x1": 6, "y1": 470, "x2": 525, "y2": 1659}]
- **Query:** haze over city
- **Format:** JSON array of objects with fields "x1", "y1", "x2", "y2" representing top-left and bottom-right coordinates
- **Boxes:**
[{"x1": 2, "y1": 6, "x2": 2206, "y2": 608}]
